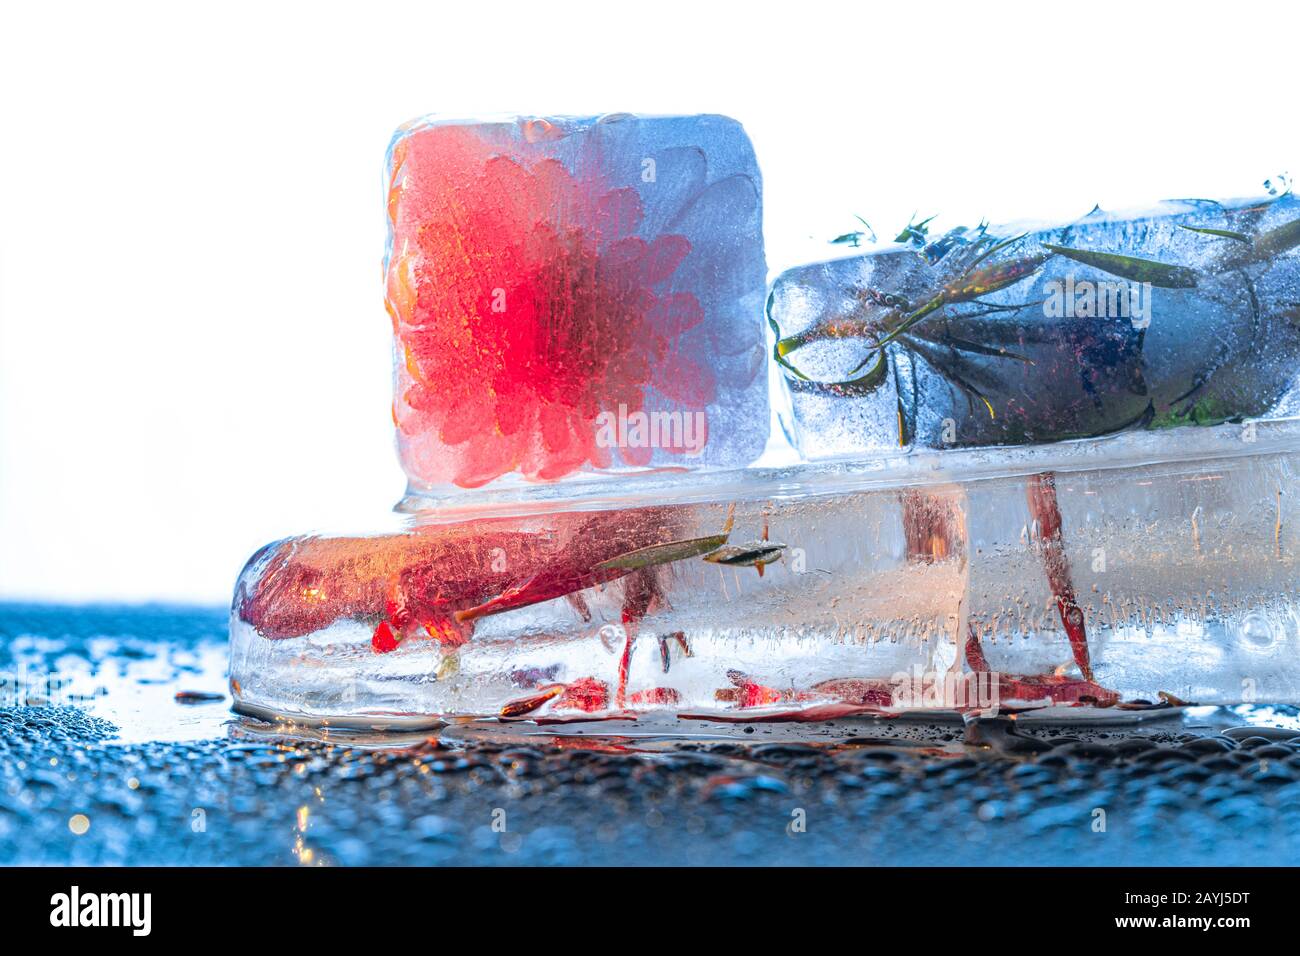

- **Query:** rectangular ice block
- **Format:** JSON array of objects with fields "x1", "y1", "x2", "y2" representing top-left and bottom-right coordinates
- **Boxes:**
[
  {"x1": 768, "y1": 197, "x2": 1300, "y2": 460},
  {"x1": 384, "y1": 113, "x2": 768, "y2": 491},
  {"x1": 231, "y1": 418, "x2": 1300, "y2": 727}
]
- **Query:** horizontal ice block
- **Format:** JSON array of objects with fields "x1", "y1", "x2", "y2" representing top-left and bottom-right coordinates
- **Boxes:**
[
  {"x1": 230, "y1": 420, "x2": 1300, "y2": 728},
  {"x1": 769, "y1": 196, "x2": 1300, "y2": 460},
  {"x1": 385, "y1": 114, "x2": 768, "y2": 491}
]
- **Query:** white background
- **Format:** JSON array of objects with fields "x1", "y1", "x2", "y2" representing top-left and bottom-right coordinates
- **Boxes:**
[{"x1": 1, "y1": 0, "x2": 1296, "y2": 604}]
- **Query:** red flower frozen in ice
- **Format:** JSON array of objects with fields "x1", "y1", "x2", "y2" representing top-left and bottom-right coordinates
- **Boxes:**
[{"x1": 386, "y1": 125, "x2": 716, "y2": 488}]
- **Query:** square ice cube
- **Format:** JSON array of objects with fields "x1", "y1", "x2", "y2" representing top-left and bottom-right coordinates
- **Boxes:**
[{"x1": 385, "y1": 113, "x2": 768, "y2": 490}]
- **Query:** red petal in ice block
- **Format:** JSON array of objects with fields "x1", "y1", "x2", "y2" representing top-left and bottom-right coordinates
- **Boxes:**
[
  {"x1": 553, "y1": 677, "x2": 610, "y2": 713},
  {"x1": 629, "y1": 687, "x2": 681, "y2": 706},
  {"x1": 372, "y1": 620, "x2": 400, "y2": 653}
]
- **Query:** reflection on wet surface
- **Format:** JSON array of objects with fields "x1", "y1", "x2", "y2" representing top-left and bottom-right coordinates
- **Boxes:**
[{"x1": 3, "y1": 603, "x2": 1300, "y2": 865}]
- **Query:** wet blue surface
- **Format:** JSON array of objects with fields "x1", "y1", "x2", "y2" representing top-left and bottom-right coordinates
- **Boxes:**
[{"x1": 3, "y1": 602, "x2": 1300, "y2": 866}]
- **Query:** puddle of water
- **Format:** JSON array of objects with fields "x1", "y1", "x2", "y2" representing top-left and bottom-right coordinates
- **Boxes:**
[{"x1": 0, "y1": 603, "x2": 234, "y2": 743}]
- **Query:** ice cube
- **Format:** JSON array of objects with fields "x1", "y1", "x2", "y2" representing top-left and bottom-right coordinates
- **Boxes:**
[
  {"x1": 769, "y1": 196, "x2": 1300, "y2": 460},
  {"x1": 385, "y1": 113, "x2": 768, "y2": 491}
]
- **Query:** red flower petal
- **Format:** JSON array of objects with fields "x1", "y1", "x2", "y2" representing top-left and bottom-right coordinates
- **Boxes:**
[
  {"x1": 388, "y1": 125, "x2": 721, "y2": 488},
  {"x1": 372, "y1": 620, "x2": 400, "y2": 653}
]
